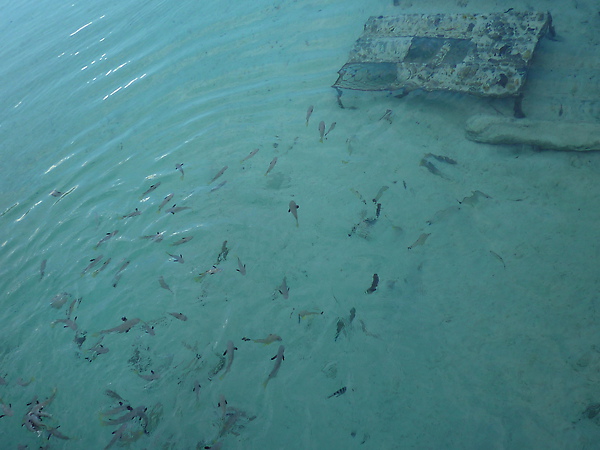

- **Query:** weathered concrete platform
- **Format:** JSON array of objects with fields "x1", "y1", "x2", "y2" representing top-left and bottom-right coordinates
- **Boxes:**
[{"x1": 465, "y1": 115, "x2": 600, "y2": 151}]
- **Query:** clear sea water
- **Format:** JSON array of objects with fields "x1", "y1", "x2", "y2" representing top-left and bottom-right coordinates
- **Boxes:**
[{"x1": 2, "y1": 0, "x2": 600, "y2": 449}]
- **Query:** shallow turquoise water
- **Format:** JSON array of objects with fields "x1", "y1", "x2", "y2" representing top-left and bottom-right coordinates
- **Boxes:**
[{"x1": 2, "y1": 0, "x2": 600, "y2": 449}]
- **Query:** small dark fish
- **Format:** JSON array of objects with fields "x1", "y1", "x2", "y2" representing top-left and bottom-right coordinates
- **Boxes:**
[
  {"x1": 241, "y1": 148, "x2": 259, "y2": 163},
  {"x1": 365, "y1": 273, "x2": 379, "y2": 294},
  {"x1": 335, "y1": 318, "x2": 346, "y2": 341},
  {"x1": 288, "y1": 201, "x2": 299, "y2": 227},
  {"x1": 141, "y1": 182, "x2": 161, "y2": 198},
  {"x1": 348, "y1": 307, "x2": 356, "y2": 324},
  {"x1": 50, "y1": 190, "x2": 63, "y2": 197},
  {"x1": 40, "y1": 259, "x2": 47, "y2": 280},
  {"x1": 210, "y1": 166, "x2": 228, "y2": 184},
  {"x1": 264, "y1": 157, "x2": 277, "y2": 176},
  {"x1": 176, "y1": 163, "x2": 185, "y2": 180},
  {"x1": 92, "y1": 258, "x2": 112, "y2": 277},
  {"x1": 306, "y1": 105, "x2": 314, "y2": 126},
  {"x1": 379, "y1": 109, "x2": 393, "y2": 122},
  {"x1": 424, "y1": 153, "x2": 457, "y2": 165},
  {"x1": 490, "y1": 250, "x2": 506, "y2": 268},
  {"x1": 318, "y1": 121, "x2": 325, "y2": 143},
  {"x1": 327, "y1": 386, "x2": 347, "y2": 398}
]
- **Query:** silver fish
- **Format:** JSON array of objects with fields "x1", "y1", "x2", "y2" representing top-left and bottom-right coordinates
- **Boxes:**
[
  {"x1": 52, "y1": 318, "x2": 78, "y2": 331},
  {"x1": 263, "y1": 345, "x2": 285, "y2": 387},
  {"x1": 49, "y1": 292, "x2": 71, "y2": 309},
  {"x1": 47, "y1": 426, "x2": 70, "y2": 440},
  {"x1": 176, "y1": 163, "x2": 185, "y2": 180},
  {"x1": 137, "y1": 370, "x2": 160, "y2": 381},
  {"x1": 264, "y1": 157, "x2": 277, "y2": 176},
  {"x1": 236, "y1": 257, "x2": 246, "y2": 275},
  {"x1": 142, "y1": 322, "x2": 155, "y2": 336},
  {"x1": 94, "y1": 230, "x2": 119, "y2": 249},
  {"x1": 159, "y1": 276, "x2": 173, "y2": 293},
  {"x1": 0, "y1": 401, "x2": 14, "y2": 418},
  {"x1": 240, "y1": 148, "x2": 259, "y2": 163},
  {"x1": 306, "y1": 105, "x2": 314, "y2": 126},
  {"x1": 165, "y1": 204, "x2": 190, "y2": 215},
  {"x1": 16, "y1": 377, "x2": 34, "y2": 387},
  {"x1": 92, "y1": 258, "x2": 112, "y2": 277},
  {"x1": 252, "y1": 334, "x2": 281, "y2": 345},
  {"x1": 318, "y1": 121, "x2": 325, "y2": 142},
  {"x1": 119, "y1": 208, "x2": 141, "y2": 219},
  {"x1": 278, "y1": 277, "x2": 289, "y2": 299},
  {"x1": 171, "y1": 236, "x2": 193, "y2": 246},
  {"x1": 104, "y1": 423, "x2": 127, "y2": 448},
  {"x1": 141, "y1": 231, "x2": 164, "y2": 242},
  {"x1": 100, "y1": 317, "x2": 140, "y2": 334},
  {"x1": 220, "y1": 340, "x2": 237, "y2": 380},
  {"x1": 210, "y1": 180, "x2": 227, "y2": 193},
  {"x1": 168, "y1": 312, "x2": 187, "y2": 321},
  {"x1": 82, "y1": 256, "x2": 103, "y2": 276},
  {"x1": 210, "y1": 165, "x2": 228, "y2": 184},
  {"x1": 103, "y1": 405, "x2": 147, "y2": 426},
  {"x1": 194, "y1": 265, "x2": 223, "y2": 282},
  {"x1": 325, "y1": 121, "x2": 336, "y2": 137},
  {"x1": 167, "y1": 252, "x2": 184, "y2": 264},
  {"x1": 141, "y1": 182, "x2": 161, "y2": 198},
  {"x1": 288, "y1": 201, "x2": 299, "y2": 227},
  {"x1": 373, "y1": 186, "x2": 389, "y2": 203},
  {"x1": 158, "y1": 193, "x2": 174, "y2": 212},
  {"x1": 66, "y1": 297, "x2": 81, "y2": 318},
  {"x1": 115, "y1": 260, "x2": 130, "y2": 275},
  {"x1": 112, "y1": 273, "x2": 122, "y2": 288}
]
